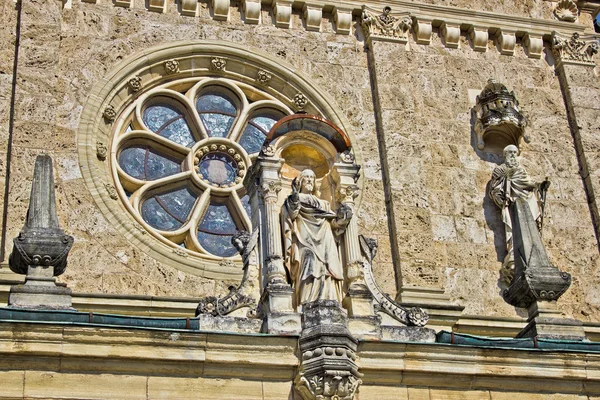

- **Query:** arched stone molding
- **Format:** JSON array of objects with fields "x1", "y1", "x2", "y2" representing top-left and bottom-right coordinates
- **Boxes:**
[{"x1": 78, "y1": 40, "x2": 360, "y2": 280}]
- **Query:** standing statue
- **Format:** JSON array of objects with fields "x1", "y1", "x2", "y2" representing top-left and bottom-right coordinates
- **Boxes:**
[
  {"x1": 282, "y1": 169, "x2": 352, "y2": 307},
  {"x1": 489, "y1": 145, "x2": 549, "y2": 281}
]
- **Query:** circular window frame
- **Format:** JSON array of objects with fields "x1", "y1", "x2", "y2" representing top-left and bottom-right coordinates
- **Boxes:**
[{"x1": 78, "y1": 40, "x2": 363, "y2": 280}]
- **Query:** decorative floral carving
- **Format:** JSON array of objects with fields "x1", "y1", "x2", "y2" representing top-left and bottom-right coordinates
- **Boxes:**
[
  {"x1": 260, "y1": 180, "x2": 282, "y2": 197},
  {"x1": 407, "y1": 307, "x2": 429, "y2": 326},
  {"x1": 128, "y1": 75, "x2": 142, "y2": 92},
  {"x1": 261, "y1": 145, "x2": 276, "y2": 157},
  {"x1": 172, "y1": 247, "x2": 188, "y2": 257},
  {"x1": 554, "y1": 0, "x2": 578, "y2": 22},
  {"x1": 296, "y1": 372, "x2": 362, "y2": 400},
  {"x1": 211, "y1": 57, "x2": 227, "y2": 71},
  {"x1": 164, "y1": 59, "x2": 180, "y2": 74},
  {"x1": 337, "y1": 185, "x2": 359, "y2": 204},
  {"x1": 293, "y1": 93, "x2": 308, "y2": 109},
  {"x1": 340, "y1": 150, "x2": 355, "y2": 164},
  {"x1": 104, "y1": 183, "x2": 118, "y2": 200},
  {"x1": 103, "y1": 105, "x2": 116, "y2": 122},
  {"x1": 96, "y1": 141, "x2": 107, "y2": 160},
  {"x1": 552, "y1": 32, "x2": 599, "y2": 66},
  {"x1": 255, "y1": 69, "x2": 272, "y2": 85},
  {"x1": 361, "y1": 6, "x2": 412, "y2": 43}
]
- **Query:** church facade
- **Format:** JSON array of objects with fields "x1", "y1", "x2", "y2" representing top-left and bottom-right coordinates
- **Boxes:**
[{"x1": 0, "y1": 0, "x2": 600, "y2": 398}]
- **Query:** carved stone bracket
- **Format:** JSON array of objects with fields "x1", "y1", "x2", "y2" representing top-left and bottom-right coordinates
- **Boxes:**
[
  {"x1": 212, "y1": 0, "x2": 230, "y2": 20},
  {"x1": 359, "y1": 236, "x2": 429, "y2": 327},
  {"x1": 303, "y1": 3, "x2": 322, "y2": 32},
  {"x1": 440, "y1": 21, "x2": 460, "y2": 49},
  {"x1": 523, "y1": 33, "x2": 544, "y2": 59},
  {"x1": 473, "y1": 79, "x2": 529, "y2": 153},
  {"x1": 496, "y1": 29, "x2": 516, "y2": 56},
  {"x1": 361, "y1": 6, "x2": 412, "y2": 44},
  {"x1": 552, "y1": 31, "x2": 599, "y2": 67},
  {"x1": 242, "y1": 0, "x2": 261, "y2": 24},
  {"x1": 180, "y1": 0, "x2": 198, "y2": 16},
  {"x1": 469, "y1": 25, "x2": 488, "y2": 52},
  {"x1": 272, "y1": 0, "x2": 292, "y2": 28},
  {"x1": 413, "y1": 16, "x2": 433, "y2": 45},
  {"x1": 295, "y1": 301, "x2": 363, "y2": 400},
  {"x1": 148, "y1": 0, "x2": 167, "y2": 13},
  {"x1": 333, "y1": 7, "x2": 353, "y2": 35}
]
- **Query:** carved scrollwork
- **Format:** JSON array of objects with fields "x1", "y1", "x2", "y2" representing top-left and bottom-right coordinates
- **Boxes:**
[
  {"x1": 552, "y1": 32, "x2": 599, "y2": 67},
  {"x1": 361, "y1": 6, "x2": 412, "y2": 43},
  {"x1": 359, "y1": 235, "x2": 429, "y2": 327}
]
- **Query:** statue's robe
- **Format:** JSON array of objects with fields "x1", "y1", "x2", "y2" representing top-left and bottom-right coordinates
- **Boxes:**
[
  {"x1": 282, "y1": 193, "x2": 343, "y2": 306},
  {"x1": 490, "y1": 163, "x2": 541, "y2": 266}
]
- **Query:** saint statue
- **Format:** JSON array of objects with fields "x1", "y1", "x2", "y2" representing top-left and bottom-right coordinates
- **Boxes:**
[
  {"x1": 489, "y1": 145, "x2": 549, "y2": 281},
  {"x1": 281, "y1": 169, "x2": 352, "y2": 307}
]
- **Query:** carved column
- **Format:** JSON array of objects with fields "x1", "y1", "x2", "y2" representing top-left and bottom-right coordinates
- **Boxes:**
[
  {"x1": 333, "y1": 159, "x2": 381, "y2": 339},
  {"x1": 552, "y1": 31, "x2": 600, "y2": 248},
  {"x1": 251, "y1": 151, "x2": 300, "y2": 334}
]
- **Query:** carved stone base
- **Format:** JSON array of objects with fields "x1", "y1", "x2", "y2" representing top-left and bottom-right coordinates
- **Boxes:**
[
  {"x1": 343, "y1": 284, "x2": 375, "y2": 316},
  {"x1": 516, "y1": 301, "x2": 586, "y2": 341},
  {"x1": 295, "y1": 300, "x2": 362, "y2": 400},
  {"x1": 265, "y1": 283, "x2": 295, "y2": 312},
  {"x1": 9, "y1": 280, "x2": 73, "y2": 310}
]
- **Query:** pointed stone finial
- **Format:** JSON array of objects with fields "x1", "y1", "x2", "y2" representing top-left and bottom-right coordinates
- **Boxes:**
[
  {"x1": 9, "y1": 155, "x2": 73, "y2": 276},
  {"x1": 8, "y1": 155, "x2": 74, "y2": 310}
]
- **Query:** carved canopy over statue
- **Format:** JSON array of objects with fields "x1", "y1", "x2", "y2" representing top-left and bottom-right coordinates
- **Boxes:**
[{"x1": 282, "y1": 169, "x2": 352, "y2": 306}]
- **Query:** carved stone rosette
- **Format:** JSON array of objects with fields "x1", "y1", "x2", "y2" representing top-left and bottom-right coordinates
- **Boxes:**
[
  {"x1": 473, "y1": 79, "x2": 528, "y2": 152},
  {"x1": 295, "y1": 301, "x2": 363, "y2": 400},
  {"x1": 552, "y1": 32, "x2": 599, "y2": 67},
  {"x1": 360, "y1": 6, "x2": 412, "y2": 44}
]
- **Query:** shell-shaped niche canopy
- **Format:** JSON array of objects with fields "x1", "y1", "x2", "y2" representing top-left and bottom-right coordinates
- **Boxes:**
[
  {"x1": 265, "y1": 114, "x2": 356, "y2": 205},
  {"x1": 473, "y1": 79, "x2": 529, "y2": 154}
]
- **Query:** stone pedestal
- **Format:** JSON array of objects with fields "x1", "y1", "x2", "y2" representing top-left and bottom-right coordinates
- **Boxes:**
[
  {"x1": 9, "y1": 266, "x2": 73, "y2": 310},
  {"x1": 295, "y1": 300, "x2": 362, "y2": 400},
  {"x1": 517, "y1": 301, "x2": 586, "y2": 341},
  {"x1": 263, "y1": 284, "x2": 301, "y2": 334},
  {"x1": 343, "y1": 284, "x2": 382, "y2": 340}
]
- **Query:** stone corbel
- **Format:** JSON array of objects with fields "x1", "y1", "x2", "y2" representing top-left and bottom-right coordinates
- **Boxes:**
[
  {"x1": 468, "y1": 25, "x2": 489, "y2": 52},
  {"x1": 440, "y1": 21, "x2": 461, "y2": 49},
  {"x1": 114, "y1": 0, "x2": 132, "y2": 8},
  {"x1": 413, "y1": 16, "x2": 433, "y2": 45},
  {"x1": 360, "y1": 6, "x2": 413, "y2": 44},
  {"x1": 148, "y1": 0, "x2": 167, "y2": 12},
  {"x1": 272, "y1": 0, "x2": 293, "y2": 29},
  {"x1": 303, "y1": 3, "x2": 322, "y2": 32},
  {"x1": 212, "y1": 0, "x2": 230, "y2": 21},
  {"x1": 180, "y1": 0, "x2": 198, "y2": 17},
  {"x1": 333, "y1": 7, "x2": 353, "y2": 35},
  {"x1": 495, "y1": 29, "x2": 516, "y2": 56},
  {"x1": 523, "y1": 33, "x2": 544, "y2": 59},
  {"x1": 242, "y1": 0, "x2": 261, "y2": 24}
]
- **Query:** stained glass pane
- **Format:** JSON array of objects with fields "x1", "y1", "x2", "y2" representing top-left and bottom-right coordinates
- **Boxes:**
[
  {"x1": 238, "y1": 124, "x2": 265, "y2": 155},
  {"x1": 198, "y1": 153, "x2": 237, "y2": 185},
  {"x1": 119, "y1": 146, "x2": 181, "y2": 181},
  {"x1": 146, "y1": 150, "x2": 181, "y2": 180},
  {"x1": 118, "y1": 147, "x2": 146, "y2": 180},
  {"x1": 143, "y1": 105, "x2": 194, "y2": 147},
  {"x1": 197, "y1": 232, "x2": 238, "y2": 257},
  {"x1": 199, "y1": 204, "x2": 237, "y2": 233},
  {"x1": 141, "y1": 198, "x2": 182, "y2": 231},
  {"x1": 196, "y1": 94, "x2": 236, "y2": 114},
  {"x1": 200, "y1": 114, "x2": 235, "y2": 138},
  {"x1": 252, "y1": 116, "x2": 279, "y2": 132},
  {"x1": 241, "y1": 194, "x2": 251, "y2": 218},
  {"x1": 156, "y1": 188, "x2": 197, "y2": 222}
]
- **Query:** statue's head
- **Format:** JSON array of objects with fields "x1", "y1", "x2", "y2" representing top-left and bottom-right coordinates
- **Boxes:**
[
  {"x1": 297, "y1": 169, "x2": 317, "y2": 195},
  {"x1": 503, "y1": 144, "x2": 519, "y2": 168}
]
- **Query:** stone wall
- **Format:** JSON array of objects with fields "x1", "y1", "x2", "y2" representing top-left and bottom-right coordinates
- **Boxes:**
[{"x1": 0, "y1": 0, "x2": 599, "y2": 322}]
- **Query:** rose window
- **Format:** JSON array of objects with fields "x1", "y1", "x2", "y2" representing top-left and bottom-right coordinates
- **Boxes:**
[{"x1": 113, "y1": 79, "x2": 292, "y2": 258}]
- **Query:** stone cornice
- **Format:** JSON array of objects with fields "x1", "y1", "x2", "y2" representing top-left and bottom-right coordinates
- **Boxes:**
[{"x1": 3, "y1": 321, "x2": 600, "y2": 394}]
